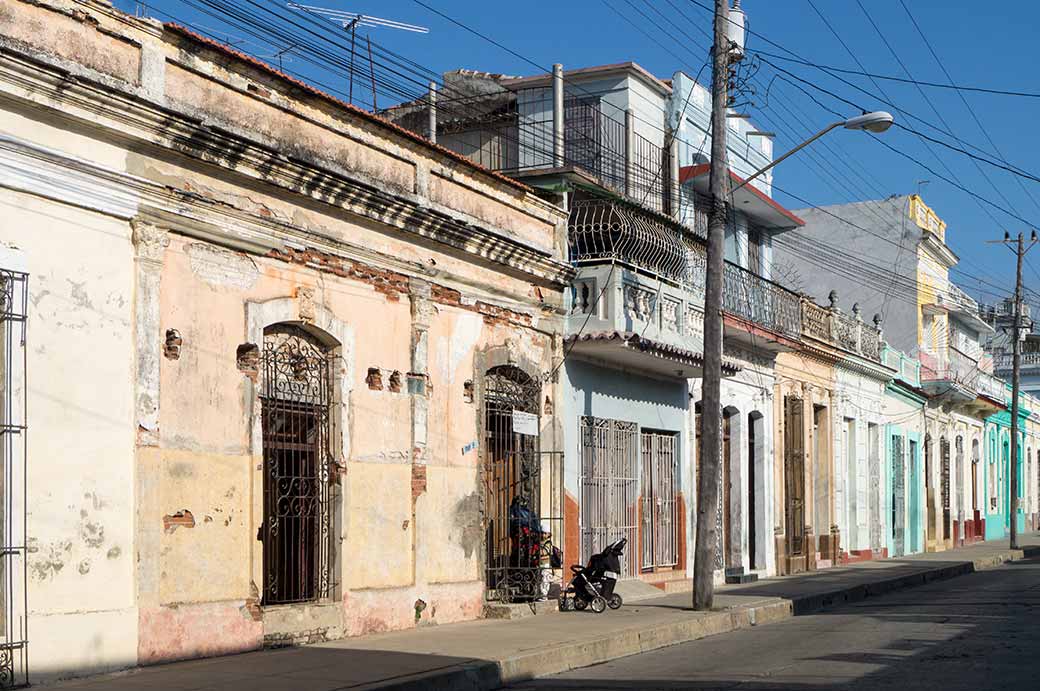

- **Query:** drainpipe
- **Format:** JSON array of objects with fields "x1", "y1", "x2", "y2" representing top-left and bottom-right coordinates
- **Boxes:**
[
  {"x1": 428, "y1": 81, "x2": 437, "y2": 144},
  {"x1": 624, "y1": 108, "x2": 634, "y2": 199},
  {"x1": 552, "y1": 63, "x2": 564, "y2": 168}
]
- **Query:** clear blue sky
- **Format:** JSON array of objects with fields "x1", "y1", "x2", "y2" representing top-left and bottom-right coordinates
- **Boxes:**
[{"x1": 118, "y1": 1, "x2": 1040, "y2": 305}]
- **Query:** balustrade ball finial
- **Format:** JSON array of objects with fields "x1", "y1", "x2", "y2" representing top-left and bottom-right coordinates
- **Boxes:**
[
  {"x1": 828, "y1": 290, "x2": 838, "y2": 309},
  {"x1": 852, "y1": 303, "x2": 861, "y2": 318}
]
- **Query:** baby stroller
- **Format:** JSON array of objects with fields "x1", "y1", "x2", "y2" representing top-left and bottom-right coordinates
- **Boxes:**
[{"x1": 559, "y1": 538, "x2": 627, "y2": 613}]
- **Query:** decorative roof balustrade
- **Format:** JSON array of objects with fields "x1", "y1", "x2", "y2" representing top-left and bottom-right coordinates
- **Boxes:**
[{"x1": 800, "y1": 294, "x2": 883, "y2": 362}]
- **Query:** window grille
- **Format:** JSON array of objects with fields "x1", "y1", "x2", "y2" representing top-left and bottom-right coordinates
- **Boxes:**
[{"x1": 0, "y1": 268, "x2": 28, "y2": 688}]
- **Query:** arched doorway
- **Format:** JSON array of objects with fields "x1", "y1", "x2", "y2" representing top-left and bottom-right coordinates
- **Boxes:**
[
  {"x1": 483, "y1": 365, "x2": 543, "y2": 602},
  {"x1": 259, "y1": 323, "x2": 337, "y2": 605}
]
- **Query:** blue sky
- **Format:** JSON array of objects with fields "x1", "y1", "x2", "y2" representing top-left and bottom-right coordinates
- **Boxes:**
[{"x1": 118, "y1": 1, "x2": 1040, "y2": 305}]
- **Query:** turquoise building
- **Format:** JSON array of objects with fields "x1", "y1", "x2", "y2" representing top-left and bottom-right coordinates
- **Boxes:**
[
  {"x1": 882, "y1": 348, "x2": 926, "y2": 557},
  {"x1": 983, "y1": 392, "x2": 1028, "y2": 539}
]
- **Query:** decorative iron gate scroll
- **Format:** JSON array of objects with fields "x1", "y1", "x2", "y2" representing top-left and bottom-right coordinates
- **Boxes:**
[
  {"x1": 260, "y1": 325, "x2": 336, "y2": 605},
  {"x1": 483, "y1": 367, "x2": 562, "y2": 603}
]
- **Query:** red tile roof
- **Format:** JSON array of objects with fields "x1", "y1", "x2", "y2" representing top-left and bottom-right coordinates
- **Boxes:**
[{"x1": 565, "y1": 331, "x2": 741, "y2": 374}]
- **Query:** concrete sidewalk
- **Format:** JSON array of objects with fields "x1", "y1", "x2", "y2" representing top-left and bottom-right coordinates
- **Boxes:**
[{"x1": 53, "y1": 535, "x2": 1040, "y2": 691}]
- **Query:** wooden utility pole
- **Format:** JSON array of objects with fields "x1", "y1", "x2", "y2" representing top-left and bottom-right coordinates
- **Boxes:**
[
  {"x1": 992, "y1": 230, "x2": 1036, "y2": 551},
  {"x1": 1011, "y1": 233, "x2": 1023, "y2": 550},
  {"x1": 693, "y1": 0, "x2": 731, "y2": 611}
]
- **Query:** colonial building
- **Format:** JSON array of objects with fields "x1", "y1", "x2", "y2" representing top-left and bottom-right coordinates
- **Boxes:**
[
  {"x1": 881, "y1": 347, "x2": 926, "y2": 557},
  {"x1": 0, "y1": 0, "x2": 573, "y2": 682}
]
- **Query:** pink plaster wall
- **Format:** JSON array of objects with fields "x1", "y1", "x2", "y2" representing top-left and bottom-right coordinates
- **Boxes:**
[{"x1": 138, "y1": 602, "x2": 263, "y2": 665}]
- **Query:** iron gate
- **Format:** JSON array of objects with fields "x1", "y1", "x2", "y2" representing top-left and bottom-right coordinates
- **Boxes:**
[
  {"x1": 784, "y1": 397, "x2": 805, "y2": 557},
  {"x1": 580, "y1": 417, "x2": 639, "y2": 578},
  {"x1": 869, "y1": 425, "x2": 882, "y2": 552},
  {"x1": 941, "y1": 437, "x2": 951, "y2": 541},
  {"x1": 260, "y1": 325, "x2": 335, "y2": 605},
  {"x1": 484, "y1": 366, "x2": 560, "y2": 602},
  {"x1": 640, "y1": 431, "x2": 679, "y2": 570},
  {"x1": 891, "y1": 435, "x2": 905, "y2": 556},
  {"x1": 0, "y1": 269, "x2": 28, "y2": 688},
  {"x1": 955, "y1": 438, "x2": 965, "y2": 529}
]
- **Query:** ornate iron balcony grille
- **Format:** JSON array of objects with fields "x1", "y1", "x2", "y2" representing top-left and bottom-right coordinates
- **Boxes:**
[
  {"x1": 0, "y1": 268, "x2": 28, "y2": 689},
  {"x1": 722, "y1": 262, "x2": 802, "y2": 339},
  {"x1": 569, "y1": 198, "x2": 705, "y2": 289}
]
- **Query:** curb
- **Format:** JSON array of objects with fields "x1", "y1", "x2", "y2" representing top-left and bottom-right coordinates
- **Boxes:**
[{"x1": 365, "y1": 546, "x2": 1040, "y2": 690}]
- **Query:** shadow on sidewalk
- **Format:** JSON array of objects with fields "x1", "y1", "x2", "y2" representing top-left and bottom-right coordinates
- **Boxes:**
[{"x1": 50, "y1": 645, "x2": 496, "y2": 691}]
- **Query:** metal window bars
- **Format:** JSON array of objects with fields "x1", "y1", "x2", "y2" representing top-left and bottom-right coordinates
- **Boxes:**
[
  {"x1": 579, "y1": 417, "x2": 639, "y2": 579},
  {"x1": 0, "y1": 269, "x2": 28, "y2": 688}
]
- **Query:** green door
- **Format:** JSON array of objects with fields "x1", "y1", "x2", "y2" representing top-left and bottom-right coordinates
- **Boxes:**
[{"x1": 909, "y1": 439, "x2": 921, "y2": 553}]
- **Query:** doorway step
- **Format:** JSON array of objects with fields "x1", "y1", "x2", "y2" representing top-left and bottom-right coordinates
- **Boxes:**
[{"x1": 724, "y1": 567, "x2": 759, "y2": 584}]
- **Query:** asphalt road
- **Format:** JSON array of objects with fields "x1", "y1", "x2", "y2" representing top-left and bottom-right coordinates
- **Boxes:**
[{"x1": 512, "y1": 555, "x2": 1040, "y2": 690}]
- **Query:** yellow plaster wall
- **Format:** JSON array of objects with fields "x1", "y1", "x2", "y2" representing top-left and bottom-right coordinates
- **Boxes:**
[{"x1": 157, "y1": 448, "x2": 253, "y2": 604}]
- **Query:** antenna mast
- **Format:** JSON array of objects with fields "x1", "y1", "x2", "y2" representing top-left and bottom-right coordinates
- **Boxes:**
[{"x1": 287, "y1": 3, "x2": 429, "y2": 110}]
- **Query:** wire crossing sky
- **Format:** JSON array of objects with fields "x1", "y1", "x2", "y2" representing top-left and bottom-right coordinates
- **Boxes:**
[{"x1": 116, "y1": 0, "x2": 1040, "y2": 306}]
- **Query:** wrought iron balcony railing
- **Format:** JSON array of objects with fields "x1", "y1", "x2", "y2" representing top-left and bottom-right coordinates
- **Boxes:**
[
  {"x1": 569, "y1": 197, "x2": 803, "y2": 341},
  {"x1": 722, "y1": 261, "x2": 802, "y2": 339},
  {"x1": 922, "y1": 346, "x2": 1010, "y2": 400}
]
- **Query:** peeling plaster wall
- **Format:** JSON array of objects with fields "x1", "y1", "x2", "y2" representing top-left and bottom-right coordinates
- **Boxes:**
[
  {"x1": 0, "y1": 0, "x2": 569, "y2": 679},
  {"x1": 0, "y1": 190, "x2": 138, "y2": 679}
]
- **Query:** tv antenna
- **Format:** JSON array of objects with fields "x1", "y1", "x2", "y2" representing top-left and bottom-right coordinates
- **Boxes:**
[{"x1": 287, "y1": 3, "x2": 429, "y2": 111}]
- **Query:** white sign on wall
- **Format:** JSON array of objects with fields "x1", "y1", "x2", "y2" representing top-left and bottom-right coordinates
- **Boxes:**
[{"x1": 512, "y1": 410, "x2": 538, "y2": 436}]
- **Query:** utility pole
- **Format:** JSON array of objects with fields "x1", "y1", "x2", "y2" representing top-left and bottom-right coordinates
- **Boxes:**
[
  {"x1": 994, "y1": 230, "x2": 1038, "y2": 550},
  {"x1": 693, "y1": 0, "x2": 731, "y2": 611}
]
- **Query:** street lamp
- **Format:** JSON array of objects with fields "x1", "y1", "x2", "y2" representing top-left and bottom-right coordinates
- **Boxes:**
[{"x1": 733, "y1": 111, "x2": 894, "y2": 192}]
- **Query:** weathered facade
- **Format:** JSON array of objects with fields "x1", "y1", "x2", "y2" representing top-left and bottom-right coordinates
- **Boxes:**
[{"x1": 0, "y1": 0, "x2": 574, "y2": 682}]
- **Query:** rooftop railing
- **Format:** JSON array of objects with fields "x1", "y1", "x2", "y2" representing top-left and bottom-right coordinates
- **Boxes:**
[{"x1": 801, "y1": 296, "x2": 883, "y2": 361}]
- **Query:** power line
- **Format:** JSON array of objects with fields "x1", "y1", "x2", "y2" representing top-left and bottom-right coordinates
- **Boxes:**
[
  {"x1": 756, "y1": 51, "x2": 1040, "y2": 100},
  {"x1": 894, "y1": 0, "x2": 1040, "y2": 219}
]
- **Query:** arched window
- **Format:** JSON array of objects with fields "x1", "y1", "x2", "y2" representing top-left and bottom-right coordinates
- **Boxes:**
[{"x1": 259, "y1": 323, "x2": 335, "y2": 605}]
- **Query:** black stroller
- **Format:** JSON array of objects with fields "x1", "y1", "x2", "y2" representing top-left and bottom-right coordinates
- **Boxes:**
[{"x1": 559, "y1": 538, "x2": 627, "y2": 613}]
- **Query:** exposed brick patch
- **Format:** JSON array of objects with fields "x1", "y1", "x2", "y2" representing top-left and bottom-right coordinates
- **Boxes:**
[
  {"x1": 463, "y1": 380, "x2": 474, "y2": 403},
  {"x1": 242, "y1": 582, "x2": 263, "y2": 621},
  {"x1": 388, "y1": 371, "x2": 402, "y2": 393},
  {"x1": 163, "y1": 509, "x2": 195, "y2": 534},
  {"x1": 267, "y1": 248, "x2": 534, "y2": 326},
  {"x1": 366, "y1": 367, "x2": 383, "y2": 390},
  {"x1": 237, "y1": 343, "x2": 260, "y2": 379},
  {"x1": 164, "y1": 329, "x2": 183, "y2": 360},
  {"x1": 411, "y1": 465, "x2": 427, "y2": 499},
  {"x1": 268, "y1": 248, "x2": 410, "y2": 302}
]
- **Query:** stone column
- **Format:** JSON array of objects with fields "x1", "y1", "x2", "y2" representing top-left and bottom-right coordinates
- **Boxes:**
[
  {"x1": 131, "y1": 219, "x2": 168, "y2": 619},
  {"x1": 131, "y1": 220, "x2": 169, "y2": 447},
  {"x1": 408, "y1": 278, "x2": 434, "y2": 589}
]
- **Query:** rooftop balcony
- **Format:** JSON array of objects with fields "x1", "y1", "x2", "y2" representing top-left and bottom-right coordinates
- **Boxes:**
[
  {"x1": 565, "y1": 197, "x2": 805, "y2": 374},
  {"x1": 437, "y1": 89, "x2": 674, "y2": 215}
]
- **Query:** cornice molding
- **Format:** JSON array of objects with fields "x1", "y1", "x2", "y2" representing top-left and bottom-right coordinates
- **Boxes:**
[{"x1": 0, "y1": 46, "x2": 574, "y2": 287}]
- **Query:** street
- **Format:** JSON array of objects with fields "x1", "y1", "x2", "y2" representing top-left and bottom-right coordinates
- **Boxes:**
[{"x1": 515, "y1": 555, "x2": 1040, "y2": 690}]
